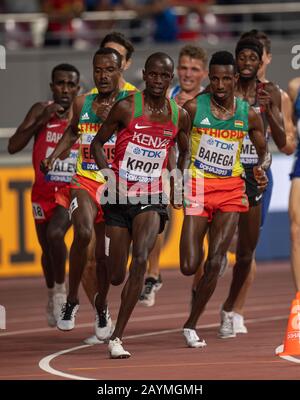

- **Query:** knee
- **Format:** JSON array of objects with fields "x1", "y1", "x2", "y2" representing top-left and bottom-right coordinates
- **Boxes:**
[
  {"x1": 74, "y1": 226, "x2": 93, "y2": 247},
  {"x1": 111, "y1": 270, "x2": 126, "y2": 286},
  {"x1": 47, "y1": 227, "x2": 65, "y2": 244},
  {"x1": 236, "y1": 252, "x2": 254, "y2": 269},
  {"x1": 180, "y1": 256, "x2": 199, "y2": 276}
]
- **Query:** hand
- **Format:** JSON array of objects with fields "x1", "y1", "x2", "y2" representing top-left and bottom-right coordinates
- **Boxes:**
[
  {"x1": 253, "y1": 166, "x2": 268, "y2": 192},
  {"x1": 39, "y1": 103, "x2": 64, "y2": 125},
  {"x1": 170, "y1": 182, "x2": 183, "y2": 209},
  {"x1": 257, "y1": 85, "x2": 272, "y2": 113},
  {"x1": 40, "y1": 157, "x2": 54, "y2": 174},
  {"x1": 174, "y1": 91, "x2": 193, "y2": 107}
]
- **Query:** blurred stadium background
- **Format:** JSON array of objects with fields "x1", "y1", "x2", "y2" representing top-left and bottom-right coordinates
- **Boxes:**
[{"x1": 0, "y1": 1, "x2": 299, "y2": 276}]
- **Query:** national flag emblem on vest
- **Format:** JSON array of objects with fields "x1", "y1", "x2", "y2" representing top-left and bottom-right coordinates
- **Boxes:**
[
  {"x1": 163, "y1": 129, "x2": 173, "y2": 137},
  {"x1": 234, "y1": 120, "x2": 244, "y2": 128}
]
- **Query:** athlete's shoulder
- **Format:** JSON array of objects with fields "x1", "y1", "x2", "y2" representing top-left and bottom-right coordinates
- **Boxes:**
[{"x1": 122, "y1": 81, "x2": 138, "y2": 91}]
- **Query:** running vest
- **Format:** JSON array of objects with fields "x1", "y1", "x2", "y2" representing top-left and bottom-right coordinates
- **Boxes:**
[
  {"x1": 33, "y1": 111, "x2": 78, "y2": 187},
  {"x1": 112, "y1": 91, "x2": 178, "y2": 192},
  {"x1": 90, "y1": 81, "x2": 137, "y2": 94},
  {"x1": 190, "y1": 93, "x2": 249, "y2": 178},
  {"x1": 294, "y1": 89, "x2": 300, "y2": 158},
  {"x1": 77, "y1": 91, "x2": 129, "y2": 182},
  {"x1": 239, "y1": 81, "x2": 269, "y2": 166}
]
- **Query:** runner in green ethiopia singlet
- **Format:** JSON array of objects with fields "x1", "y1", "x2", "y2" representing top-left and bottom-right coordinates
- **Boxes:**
[
  {"x1": 76, "y1": 91, "x2": 131, "y2": 183},
  {"x1": 190, "y1": 93, "x2": 249, "y2": 179}
]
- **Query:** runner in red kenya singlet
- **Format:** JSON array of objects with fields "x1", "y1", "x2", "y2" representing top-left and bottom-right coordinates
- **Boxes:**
[
  {"x1": 8, "y1": 64, "x2": 80, "y2": 327},
  {"x1": 91, "y1": 52, "x2": 191, "y2": 358}
]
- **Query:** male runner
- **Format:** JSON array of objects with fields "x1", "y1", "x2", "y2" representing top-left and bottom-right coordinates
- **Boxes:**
[
  {"x1": 180, "y1": 51, "x2": 268, "y2": 348},
  {"x1": 8, "y1": 64, "x2": 80, "y2": 326},
  {"x1": 91, "y1": 52, "x2": 191, "y2": 358},
  {"x1": 41, "y1": 48, "x2": 130, "y2": 336},
  {"x1": 219, "y1": 36, "x2": 291, "y2": 338},
  {"x1": 140, "y1": 44, "x2": 208, "y2": 307}
]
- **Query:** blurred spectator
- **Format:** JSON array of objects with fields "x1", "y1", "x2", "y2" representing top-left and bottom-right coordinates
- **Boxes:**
[
  {"x1": 42, "y1": 0, "x2": 84, "y2": 46},
  {"x1": 172, "y1": 0, "x2": 215, "y2": 41},
  {"x1": 123, "y1": 0, "x2": 178, "y2": 43},
  {"x1": 3, "y1": 0, "x2": 40, "y2": 13}
]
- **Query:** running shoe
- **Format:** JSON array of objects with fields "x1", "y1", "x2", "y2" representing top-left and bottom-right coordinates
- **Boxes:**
[
  {"x1": 95, "y1": 304, "x2": 114, "y2": 341},
  {"x1": 108, "y1": 337, "x2": 131, "y2": 359},
  {"x1": 218, "y1": 309, "x2": 236, "y2": 338},
  {"x1": 183, "y1": 328, "x2": 207, "y2": 348},
  {"x1": 57, "y1": 301, "x2": 79, "y2": 331},
  {"x1": 233, "y1": 312, "x2": 248, "y2": 334},
  {"x1": 139, "y1": 275, "x2": 163, "y2": 307}
]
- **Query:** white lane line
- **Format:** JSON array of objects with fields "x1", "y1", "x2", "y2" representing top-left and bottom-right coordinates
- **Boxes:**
[
  {"x1": 1, "y1": 304, "x2": 290, "y2": 337},
  {"x1": 275, "y1": 345, "x2": 300, "y2": 364},
  {"x1": 39, "y1": 345, "x2": 95, "y2": 380},
  {"x1": 39, "y1": 315, "x2": 288, "y2": 380}
]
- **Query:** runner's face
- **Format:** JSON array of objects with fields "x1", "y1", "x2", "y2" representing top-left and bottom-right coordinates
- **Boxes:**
[
  {"x1": 93, "y1": 54, "x2": 121, "y2": 93},
  {"x1": 236, "y1": 49, "x2": 262, "y2": 80},
  {"x1": 103, "y1": 42, "x2": 129, "y2": 71},
  {"x1": 51, "y1": 71, "x2": 79, "y2": 110},
  {"x1": 209, "y1": 64, "x2": 236, "y2": 101},
  {"x1": 177, "y1": 55, "x2": 207, "y2": 92},
  {"x1": 143, "y1": 59, "x2": 174, "y2": 97}
]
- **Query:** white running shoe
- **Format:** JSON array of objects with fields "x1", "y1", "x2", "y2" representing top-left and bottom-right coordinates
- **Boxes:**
[
  {"x1": 108, "y1": 338, "x2": 131, "y2": 359},
  {"x1": 57, "y1": 302, "x2": 79, "y2": 331},
  {"x1": 83, "y1": 335, "x2": 104, "y2": 345},
  {"x1": 46, "y1": 297, "x2": 56, "y2": 327},
  {"x1": 183, "y1": 328, "x2": 207, "y2": 348},
  {"x1": 139, "y1": 276, "x2": 163, "y2": 307},
  {"x1": 53, "y1": 292, "x2": 67, "y2": 321},
  {"x1": 233, "y1": 312, "x2": 248, "y2": 334},
  {"x1": 95, "y1": 305, "x2": 114, "y2": 340},
  {"x1": 219, "y1": 309, "x2": 236, "y2": 339}
]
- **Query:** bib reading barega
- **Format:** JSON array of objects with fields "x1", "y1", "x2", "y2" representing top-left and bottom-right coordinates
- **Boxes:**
[
  {"x1": 120, "y1": 142, "x2": 167, "y2": 183},
  {"x1": 195, "y1": 134, "x2": 238, "y2": 177}
]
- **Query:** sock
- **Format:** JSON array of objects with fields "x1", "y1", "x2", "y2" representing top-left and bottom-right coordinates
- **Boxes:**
[
  {"x1": 54, "y1": 282, "x2": 66, "y2": 293},
  {"x1": 48, "y1": 287, "x2": 54, "y2": 298}
]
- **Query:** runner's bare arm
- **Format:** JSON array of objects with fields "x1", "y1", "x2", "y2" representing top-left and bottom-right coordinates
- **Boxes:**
[
  {"x1": 258, "y1": 82, "x2": 286, "y2": 150},
  {"x1": 248, "y1": 107, "x2": 269, "y2": 170},
  {"x1": 176, "y1": 107, "x2": 191, "y2": 174},
  {"x1": 280, "y1": 90, "x2": 296, "y2": 155},
  {"x1": 91, "y1": 98, "x2": 131, "y2": 170},
  {"x1": 40, "y1": 96, "x2": 83, "y2": 173},
  {"x1": 8, "y1": 102, "x2": 63, "y2": 154}
]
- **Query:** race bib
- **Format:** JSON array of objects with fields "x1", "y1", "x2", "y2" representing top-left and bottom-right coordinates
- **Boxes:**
[
  {"x1": 120, "y1": 142, "x2": 167, "y2": 183},
  {"x1": 80, "y1": 133, "x2": 98, "y2": 171},
  {"x1": 45, "y1": 147, "x2": 78, "y2": 182},
  {"x1": 32, "y1": 203, "x2": 45, "y2": 220},
  {"x1": 240, "y1": 134, "x2": 258, "y2": 165},
  {"x1": 194, "y1": 134, "x2": 238, "y2": 176},
  {"x1": 104, "y1": 134, "x2": 117, "y2": 166}
]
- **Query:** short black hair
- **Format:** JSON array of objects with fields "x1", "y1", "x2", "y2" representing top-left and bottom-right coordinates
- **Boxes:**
[
  {"x1": 51, "y1": 63, "x2": 80, "y2": 82},
  {"x1": 144, "y1": 52, "x2": 174, "y2": 72},
  {"x1": 240, "y1": 29, "x2": 271, "y2": 54},
  {"x1": 100, "y1": 31, "x2": 134, "y2": 61},
  {"x1": 235, "y1": 37, "x2": 263, "y2": 60},
  {"x1": 209, "y1": 51, "x2": 236, "y2": 72},
  {"x1": 93, "y1": 47, "x2": 122, "y2": 68}
]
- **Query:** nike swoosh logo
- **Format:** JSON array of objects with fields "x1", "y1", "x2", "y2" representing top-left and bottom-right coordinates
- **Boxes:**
[
  {"x1": 140, "y1": 205, "x2": 152, "y2": 210},
  {"x1": 255, "y1": 194, "x2": 263, "y2": 202},
  {"x1": 46, "y1": 123, "x2": 61, "y2": 128},
  {"x1": 135, "y1": 123, "x2": 151, "y2": 129}
]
